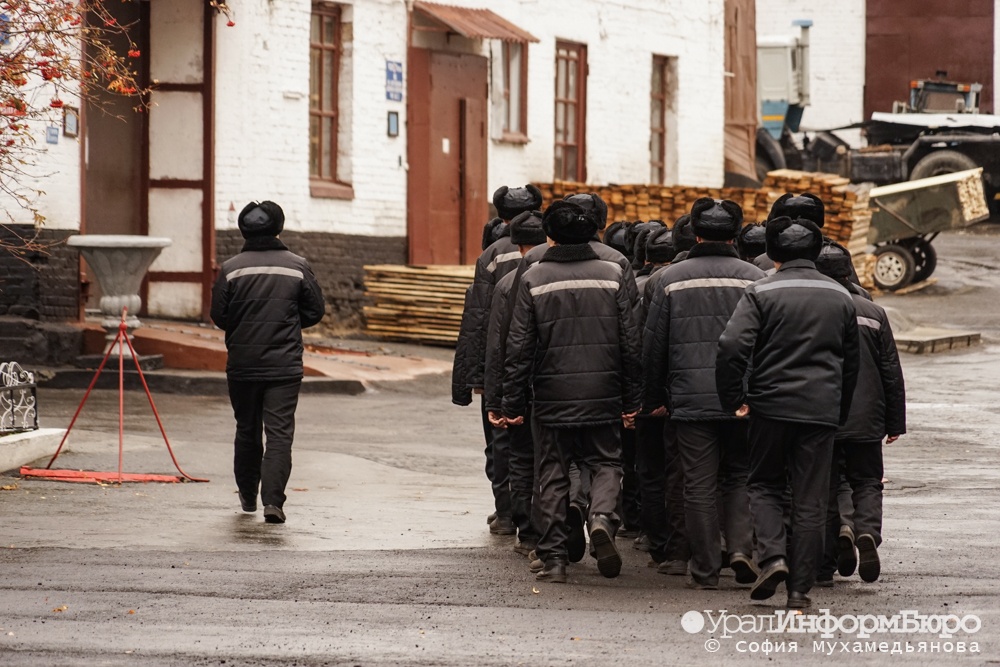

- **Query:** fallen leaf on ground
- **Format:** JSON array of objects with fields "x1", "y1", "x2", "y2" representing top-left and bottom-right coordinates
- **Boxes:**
[
  {"x1": 52, "y1": 605, "x2": 67, "y2": 613},
  {"x1": 531, "y1": 587, "x2": 540, "y2": 594},
  {"x1": 0, "y1": 484, "x2": 17, "y2": 491},
  {"x1": 291, "y1": 488, "x2": 308, "y2": 492},
  {"x1": 128, "y1": 610, "x2": 136, "y2": 614}
]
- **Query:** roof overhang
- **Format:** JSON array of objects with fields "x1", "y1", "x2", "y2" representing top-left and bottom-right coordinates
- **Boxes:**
[{"x1": 412, "y1": 1, "x2": 539, "y2": 43}]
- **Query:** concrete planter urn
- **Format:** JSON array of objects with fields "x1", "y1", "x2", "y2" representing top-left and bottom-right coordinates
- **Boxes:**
[{"x1": 67, "y1": 235, "x2": 171, "y2": 353}]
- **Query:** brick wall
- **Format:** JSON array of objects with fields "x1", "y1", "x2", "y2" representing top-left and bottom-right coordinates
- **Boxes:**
[
  {"x1": 0, "y1": 226, "x2": 78, "y2": 321},
  {"x1": 216, "y1": 230, "x2": 406, "y2": 330}
]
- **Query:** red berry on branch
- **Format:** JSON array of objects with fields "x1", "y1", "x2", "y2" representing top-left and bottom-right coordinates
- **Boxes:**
[
  {"x1": 50, "y1": 98, "x2": 64, "y2": 108},
  {"x1": 227, "y1": 20, "x2": 235, "y2": 27},
  {"x1": 128, "y1": 49, "x2": 140, "y2": 58}
]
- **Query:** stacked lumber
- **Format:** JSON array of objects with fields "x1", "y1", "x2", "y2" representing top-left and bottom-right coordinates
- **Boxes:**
[{"x1": 363, "y1": 264, "x2": 474, "y2": 345}]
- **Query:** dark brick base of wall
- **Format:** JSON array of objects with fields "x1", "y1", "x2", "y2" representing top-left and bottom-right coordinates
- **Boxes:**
[
  {"x1": 0, "y1": 226, "x2": 79, "y2": 321},
  {"x1": 216, "y1": 231, "x2": 407, "y2": 330}
]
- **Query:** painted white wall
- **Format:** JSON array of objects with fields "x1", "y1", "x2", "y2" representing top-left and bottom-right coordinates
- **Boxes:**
[
  {"x1": 756, "y1": 0, "x2": 866, "y2": 146},
  {"x1": 213, "y1": 0, "x2": 727, "y2": 240}
]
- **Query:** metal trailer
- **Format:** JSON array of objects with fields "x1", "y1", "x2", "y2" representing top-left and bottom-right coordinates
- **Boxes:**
[{"x1": 868, "y1": 168, "x2": 990, "y2": 291}]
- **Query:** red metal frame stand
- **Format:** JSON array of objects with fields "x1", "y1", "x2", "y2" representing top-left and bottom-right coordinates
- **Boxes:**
[{"x1": 20, "y1": 308, "x2": 209, "y2": 484}]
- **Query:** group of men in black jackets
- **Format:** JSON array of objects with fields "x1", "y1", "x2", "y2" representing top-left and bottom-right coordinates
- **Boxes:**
[{"x1": 452, "y1": 185, "x2": 906, "y2": 609}]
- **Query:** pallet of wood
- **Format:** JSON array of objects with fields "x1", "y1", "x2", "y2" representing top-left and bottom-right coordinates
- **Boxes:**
[{"x1": 363, "y1": 264, "x2": 475, "y2": 345}]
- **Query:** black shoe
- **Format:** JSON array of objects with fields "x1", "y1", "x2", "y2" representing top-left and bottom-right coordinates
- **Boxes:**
[
  {"x1": 589, "y1": 515, "x2": 622, "y2": 578},
  {"x1": 837, "y1": 525, "x2": 858, "y2": 576},
  {"x1": 486, "y1": 512, "x2": 497, "y2": 525},
  {"x1": 633, "y1": 533, "x2": 652, "y2": 552},
  {"x1": 536, "y1": 559, "x2": 567, "y2": 583},
  {"x1": 787, "y1": 591, "x2": 812, "y2": 609},
  {"x1": 567, "y1": 504, "x2": 586, "y2": 563},
  {"x1": 729, "y1": 552, "x2": 760, "y2": 585},
  {"x1": 657, "y1": 560, "x2": 688, "y2": 576},
  {"x1": 750, "y1": 558, "x2": 789, "y2": 601},
  {"x1": 815, "y1": 577, "x2": 834, "y2": 588},
  {"x1": 238, "y1": 491, "x2": 257, "y2": 513},
  {"x1": 489, "y1": 516, "x2": 517, "y2": 535},
  {"x1": 617, "y1": 527, "x2": 640, "y2": 540},
  {"x1": 528, "y1": 558, "x2": 544, "y2": 574},
  {"x1": 856, "y1": 534, "x2": 881, "y2": 582},
  {"x1": 263, "y1": 505, "x2": 285, "y2": 524}
]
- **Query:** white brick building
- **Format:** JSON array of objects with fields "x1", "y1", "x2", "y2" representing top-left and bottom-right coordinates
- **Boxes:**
[{"x1": 4, "y1": 0, "x2": 730, "y2": 325}]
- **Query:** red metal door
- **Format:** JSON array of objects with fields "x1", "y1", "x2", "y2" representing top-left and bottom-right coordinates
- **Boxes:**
[{"x1": 407, "y1": 50, "x2": 488, "y2": 265}]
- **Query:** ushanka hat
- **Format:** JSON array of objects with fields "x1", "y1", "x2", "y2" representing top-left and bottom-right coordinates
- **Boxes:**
[
  {"x1": 603, "y1": 221, "x2": 632, "y2": 258},
  {"x1": 671, "y1": 214, "x2": 697, "y2": 253},
  {"x1": 767, "y1": 192, "x2": 825, "y2": 228},
  {"x1": 737, "y1": 222, "x2": 767, "y2": 261},
  {"x1": 814, "y1": 242, "x2": 854, "y2": 280},
  {"x1": 543, "y1": 200, "x2": 599, "y2": 245},
  {"x1": 690, "y1": 198, "x2": 743, "y2": 241},
  {"x1": 481, "y1": 217, "x2": 506, "y2": 251},
  {"x1": 645, "y1": 225, "x2": 678, "y2": 264},
  {"x1": 493, "y1": 184, "x2": 543, "y2": 221},
  {"x1": 563, "y1": 192, "x2": 609, "y2": 227},
  {"x1": 509, "y1": 210, "x2": 546, "y2": 246},
  {"x1": 238, "y1": 200, "x2": 285, "y2": 239},
  {"x1": 765, "y1": 216, "x2": 823, "y2": 263}
]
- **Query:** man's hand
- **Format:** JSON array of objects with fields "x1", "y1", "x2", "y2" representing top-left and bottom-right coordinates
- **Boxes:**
[
  {"x1": 622, "y1": 411, "x2": 639, "y2": 430},
  {"x1": 473, "y1": 388, "x2": 484, "y2": 395},
  {"x1": 886, "y1": 434, "x2": 901, "y2": 444},
  {"x1": 735, "y1": 404, "x2": 750, "y2": 418},
  {"x1": 506, "y1": 415, "x2": 525, "y2": 426},
  {"x1": 488, "y1": 411, "x2": 507, "y2": 428},
  {"x1": 649, "y1": 406, "x2": 668, "y2": 418}
]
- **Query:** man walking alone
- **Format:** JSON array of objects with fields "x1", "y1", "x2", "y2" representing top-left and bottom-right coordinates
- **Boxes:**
[{"x1": 211, "y1": 201, "x2": 326, "y2": 524}]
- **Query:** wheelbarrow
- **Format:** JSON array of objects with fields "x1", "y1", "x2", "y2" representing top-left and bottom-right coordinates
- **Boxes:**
[{"x1": 868, "y1": 168, "x2": 990, "y2": 290}]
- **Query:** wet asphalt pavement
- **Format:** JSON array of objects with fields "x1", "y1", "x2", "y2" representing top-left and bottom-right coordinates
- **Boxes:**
[{"x1": 2, "y1": 227, "x2": 1000, "y2": 665}]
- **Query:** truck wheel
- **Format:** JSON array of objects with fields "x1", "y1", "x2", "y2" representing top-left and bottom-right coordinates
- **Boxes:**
[
  {"x1": 873, "y1": 244, "x2": 916, "y2": 291},
  {"x1": 903, "y1": 239, "x2": 938, "y2": 282},
  {"x1": 910, "y1": 150, "x2": 979, "y2": 180}
]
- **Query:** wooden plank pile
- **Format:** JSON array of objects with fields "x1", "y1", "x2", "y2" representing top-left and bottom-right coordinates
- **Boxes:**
[{"x1": 362, "y1": 264, "x2": 475, "y2": 345}]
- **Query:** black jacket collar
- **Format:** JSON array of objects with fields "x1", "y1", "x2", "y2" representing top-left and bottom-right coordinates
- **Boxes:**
[
  {"x1": 541, "y1": 243, "x2": 599, "y2": 263},
  {"x1": 687, "y1": 242, "x2": 739, "y2": 259},
  {"x1": 241, "y1": 236, "x2": 288, "y2": 252},
  {"x1": 777, "y1": 258, "x2": 817, "y2": 271}
]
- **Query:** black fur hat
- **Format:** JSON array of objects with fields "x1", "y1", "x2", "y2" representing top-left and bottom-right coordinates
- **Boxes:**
[
  {"x1": 563, "y1": 192, "x2": 609, "y2": 227},
  {"x1": 767, "y1": 192, "x2": 825, "y2": 228},
  {"x1": 765, "y1": 216, "x2": 823, "y2": 263},
  {"x1": 481, "y1": 217, "x2": 506, "y2": 251},
  {"x1": 238, "y1": 201, "x2": 285, "y2": 239},
  {"x1": 671, "y1": 214, "x2": 697, "y2": 253},
  {"x1": 543, "y1": 200, "x2": 598, "y2": 245},
  {"x1": 737, "y1": 222, "x2": 767, "y2": 261},
  {"x1": 690, "y1": 198, "x2": 743, "y2": 241},
  {"x1": 630, "y1": 220, "x2": 667, "y2": 268},
  {"x1": 645, "y1": 226, "x2": 677, "y2": 264},
  {"x1": 493, "y1": 184, "x2": 543, "y2": 221},
  {"x1": 603, "y1": 221, "x2": 632, "y2": 258},
  {"x1": 509, "y1": 210, "x2": 546, "y2": 246},
  {"x1": 814, "y1": 242, "x2": 854, "y2": 281}
]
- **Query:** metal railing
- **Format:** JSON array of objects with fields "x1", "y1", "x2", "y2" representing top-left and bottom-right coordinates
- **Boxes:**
[{"x1": 0, "y1": 361, "x2": 38, "y2": 434}]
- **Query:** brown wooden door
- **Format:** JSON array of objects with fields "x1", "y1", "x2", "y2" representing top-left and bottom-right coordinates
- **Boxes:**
[{"x1": 407, "y1": 50, "x2": 488, "y2": 265}]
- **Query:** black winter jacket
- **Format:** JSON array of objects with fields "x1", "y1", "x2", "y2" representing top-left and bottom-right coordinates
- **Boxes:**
[
  {"x1": 643, "y1": 243, "x2": 766, "y2": 420},
  {"x1": 838, "y1": 294, "x2": 906, "y2": 440},
  {"x1": 210, "y1": 237, "x2": 326, "y2": 381},
  {"x1": 484, "y1": 252, "x2": 541, "y2": 412},
  {"x1": 451, "y1": 286, "x2": 476, "y2": 405},
  {"x1": 716, "y1": 259, "x2": 860, "y2": 427},
  {"x1": 502, "y1": 243, "x2": 642, "y2": 427},
  {"x1": 460, "y1": 232, "x2": 521, "y2": 389}
]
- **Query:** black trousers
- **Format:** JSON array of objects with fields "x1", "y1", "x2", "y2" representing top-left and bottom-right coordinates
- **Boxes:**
[
  {"x1": 820, "y1": 448, "x2": 858, "y2": 578},
  {"x1": 675, "y1": 420, "x2": 754, "y2": 584},
  {"x1": 509, "y1": 406, "x2": 539, "y2": 542},
  {"x1": 533, "y1": 419, "x2": 622, "y2": 564},
  {"x1": 620, "y1": 427, "x2": 642, "y2": 530},
  {"x1": 481, "y1": 397, "x2": 512, "y2": 516},
  {"x1": 229, "y1": 378, "x2": 302, "y2": 509},
  {"x1": 637, "y1": 417, "x2": 689, "y2": 563},
  {"x1": 822, "y1": 439, "x2": 884, "y2": 569},
  {"x1": 747, "y1": 415, "x2": 836, "y2": 594}
]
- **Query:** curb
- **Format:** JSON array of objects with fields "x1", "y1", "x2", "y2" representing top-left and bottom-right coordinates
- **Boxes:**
[
  {"x1": 36, "y1": 369, "x2": 366, "y2": 396},
  {"x1": 0, "y1": 428, "x2": 66, "y2": 475}
]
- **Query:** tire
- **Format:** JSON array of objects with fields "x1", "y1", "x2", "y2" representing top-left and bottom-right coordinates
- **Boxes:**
[
  {"x1": 902, "y1": 238, "x2": 938, "y2": 283},
  {"x1": 873, "y1": 244, "x2": 916, "y2": 291},
  {"x1": 909, "y1": 150, "x2": 979, "y2": 180}
]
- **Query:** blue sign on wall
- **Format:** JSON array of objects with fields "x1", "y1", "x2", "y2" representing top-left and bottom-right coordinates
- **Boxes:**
[{"x1": 386, "y1": 60, "x2": 403, "y2": 102}]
